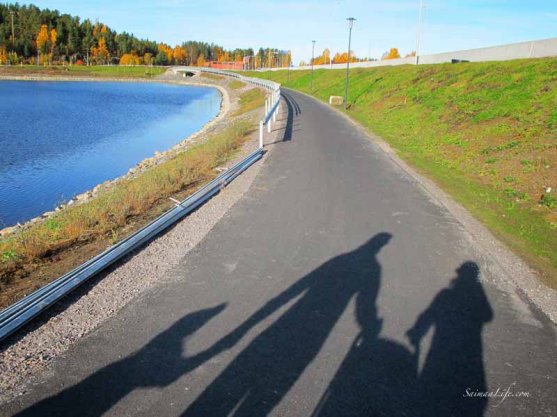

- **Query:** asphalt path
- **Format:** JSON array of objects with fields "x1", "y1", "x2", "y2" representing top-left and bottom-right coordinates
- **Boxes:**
[{"x1": 4, "y1": 89, "x2": 556, "y2": 417}]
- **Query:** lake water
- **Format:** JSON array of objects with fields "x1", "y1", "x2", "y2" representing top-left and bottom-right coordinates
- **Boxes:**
[{"x1": 0, "y1": 81, "x2": 221, "y2": 227}]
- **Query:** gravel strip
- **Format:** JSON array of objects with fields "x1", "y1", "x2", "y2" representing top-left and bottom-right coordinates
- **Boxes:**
[{"x1": 0, "y1": 73, "x2": 284, "y2": 405}]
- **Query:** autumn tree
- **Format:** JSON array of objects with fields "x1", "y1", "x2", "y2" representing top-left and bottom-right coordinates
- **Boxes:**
[
  {"x1": 157, "y1": 43, "x2": 173, "y2": 64},
  {"x1": 120, "y1": 53, "x2": 141, "y2": 65},
  {"x1": 143, "y1": 52, "x2": 153, "y2": 65},
  {"x1": 383, "y1": 48, "x2": 401, "y2": 60},
  {"x1": 332, "y1": 51, "x2": 358, "y2": 64},
  {"x1": 173, "y1": 46, "x2": 187, "y2": 64},
  {"x1": 284, "y1": 51, "x2": 292, "y2": 67},
  {"x1": 196, "y1": 53, "x2": 205, "y2": 66},
  {"x1": 36, "y1": 24, "x2": 49, "y2": 64},
  {"x1": 49, "y1": 28, "x2": 57, "y2": 62},
  {"x1": 313, "y1": 48, "x2": 330, "y2": 65},
  {"x1": 0, "y1": 4, "x2": 268, "y2": 66},
  {"x1": 92, "y1": 37, "x2": 109, "y2": 64},
  {"x1": 0, "y1": 46, "x2": 7, "y2": 64}
]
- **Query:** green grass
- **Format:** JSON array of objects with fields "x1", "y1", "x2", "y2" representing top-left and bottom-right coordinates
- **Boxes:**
[
  {"x1": 247, "y1": 58, "x2": 557, "y2": 287},
  {"x1": 233, "y1": 88, "x2": 266, "y2": 116},
  {"x1": 229, "y1": 80, "x2": 246, "y2": 90},
  {"x1": 199, "y1": 72, "x2": 224, "y2": 81},
  {"x1": 0, "y1": 64, "x2": 165, "y2": 78}
]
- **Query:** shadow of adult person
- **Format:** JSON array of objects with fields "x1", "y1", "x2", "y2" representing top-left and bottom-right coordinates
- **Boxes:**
[
  {"x1": 312, "y1": 278, "x2": 416, "y2": 416},
  {"x1": 15, "y1": 304, "x2": 226, "y2": 417},
  {"x1": 406, "y1": 262, "x2": 494, "y2": 417},
  {"x1": 182, "y1": 232, "x2": 392, "y2": 417}
]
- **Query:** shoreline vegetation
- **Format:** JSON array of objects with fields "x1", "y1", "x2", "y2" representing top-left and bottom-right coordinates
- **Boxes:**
[
  {"x1": 248, "y1": 58, "x2": 557, "y2": 289},
  {"x1": 0, "y1": 64, "x2": 167, "y2": 79},
  {"x1": 0, "y1": 67, "x2": 266, "y2": 308},
  {"x1": 0, "y1": 70, "x2": 229, "y2": 235}
]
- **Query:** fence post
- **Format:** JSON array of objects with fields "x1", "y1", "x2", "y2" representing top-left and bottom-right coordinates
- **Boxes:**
[{"x1": 259, "y1": 120, "x2": 264, "y2": 148}]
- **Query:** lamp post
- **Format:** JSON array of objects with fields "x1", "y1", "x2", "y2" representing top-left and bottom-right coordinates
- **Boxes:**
[
  {"x1": 416, "y1": 0, "x2": 424, "y2": 65},
  {"x1": 344, "y1": 17, "x2": 356, "y2": 110},
  {"x1": 287, "y1": 51, "x2": 291, "y2": 84},
  {"x1": 310, "y1": 40, "x2": 316, "y2": 94}
]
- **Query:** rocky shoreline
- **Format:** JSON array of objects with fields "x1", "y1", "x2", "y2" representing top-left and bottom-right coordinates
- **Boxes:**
[
  {"x1": 0, "y1": 73, "x2": 231, "y2": 237},
  {"x1": 0, "y1": 70, "x2": 275, "y2": 405}
]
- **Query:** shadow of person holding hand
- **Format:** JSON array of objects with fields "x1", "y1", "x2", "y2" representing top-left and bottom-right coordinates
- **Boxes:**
[
  {"x1": 312, "y1": 278, "x2": 416, "y2": 417},
  {"x1": 182, "y1": 233, "x2": 393, "y2": 417},
  {"x1": 15, "y1": 304, "x2": 227, "y2": 417},
  {"x1": 406, "y1": 262, "x2": 494, "y2": 417}
]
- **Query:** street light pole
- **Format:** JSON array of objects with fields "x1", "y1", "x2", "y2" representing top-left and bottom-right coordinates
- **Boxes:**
[
  {"x1": 310, "y1": 40, "x2": 316, "y2": 94},
  {"x1": 344, "y1": 17, "x2": 356, "y2": 110},
  {"x1": 415, "y1": 0, "x2": 424, "y2": 65},
  {"x1": 287, "y1": 51, "x2": 291, "y2": 84}
]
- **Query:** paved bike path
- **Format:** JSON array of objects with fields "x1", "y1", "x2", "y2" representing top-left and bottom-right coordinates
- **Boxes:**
[{"x1": 6, "y1": 89, "x2": 556, "y2": 417}]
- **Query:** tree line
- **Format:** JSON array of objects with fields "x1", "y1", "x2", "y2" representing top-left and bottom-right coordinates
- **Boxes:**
[
  {"x1": 0, "y1": 3, "x2": 290, "y2": 67},
  {"x1": 305, "y1": 48, "x2": 416, "y2": 66}
]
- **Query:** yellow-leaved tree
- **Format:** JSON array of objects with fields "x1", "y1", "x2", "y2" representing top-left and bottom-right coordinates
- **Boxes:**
[
  {"x1": 383, "y1": 48, "x2": 401, "y2": 60},
  {"x1": 120, "y1": 53, "x2": 141, "y2": 65},
  {"x1": 158, "y1": 44, "x2": 173, "y2": 64},
  {"x1": 49, "y1": 28, "x2": 57, "y2": 62},
  {"x1": 197, "y1": 53, "x2": 205, "y2": 66},
  {"x1": 173, "y1": 46, "x2": 187, "y2": 65},
  {"x1": 36, "y1": 24, "x2": 49, "y2": 64},
  {"x1": 0, "y1": 46, "x2": 7, "y2": 64},
  {"x1": 92, "y1": 37, "x2": 109, "y2": 64}
]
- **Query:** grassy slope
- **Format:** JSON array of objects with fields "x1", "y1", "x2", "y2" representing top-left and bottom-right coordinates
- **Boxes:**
[
  {"x1": 0, "y1": 65, "x2": 166, "y2": 78},
  {"x1": 248, "y1": 58, "x2": 557, "y2": 287}
]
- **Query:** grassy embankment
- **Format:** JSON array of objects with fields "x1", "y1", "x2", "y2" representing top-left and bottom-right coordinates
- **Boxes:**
[
  {"x1": 0, "y1": 83, "x2": 265, "y2": 307},
  {"x1": 0, "y1": 64, "x2": 166, "y2": 78},
  {"x1": 229, "y1": 80, "x2": 246, "y2": 90},
  {"x1": 248, "y1": 58, "x2": 557, "y2": 288}
]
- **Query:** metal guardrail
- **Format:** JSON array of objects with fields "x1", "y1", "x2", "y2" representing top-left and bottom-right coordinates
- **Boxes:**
[
  {"x1": 173, "y1": 66, "x2": 282, "y2": 146},
  {"x1": 172, "y1": 66, "x2": 279, "y2": 92},
  {"x1": 0, "y1": 67, "x2": 281, "y2": 343},
  {"x1": 0, "y1": 149, "x2": 264, "y2": 343}
]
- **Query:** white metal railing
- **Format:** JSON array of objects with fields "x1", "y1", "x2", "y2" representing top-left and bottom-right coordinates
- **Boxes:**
[{"x1": 172, "y1": 66, "x2": 281, "y2": 148}]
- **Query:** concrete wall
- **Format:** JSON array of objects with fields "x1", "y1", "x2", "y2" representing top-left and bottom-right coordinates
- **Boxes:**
[
  {"x1": 281, "y1": 38, "x2": 557, "y2": 71},
  {"x1": 419, "y1": 38, "x2": 557, "y2": 64}
]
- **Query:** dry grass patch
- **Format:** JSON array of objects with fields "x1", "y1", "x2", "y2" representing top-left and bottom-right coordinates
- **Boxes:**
[
  {"x1": 0, "y1": 119, "x2": 254, "y2": 302},
  {"x1": 199, "y1": 72, "x2": 224, "y2": 81},
  {"x1": 229, "y1": 80, "x2": 246, "y2": 90}
]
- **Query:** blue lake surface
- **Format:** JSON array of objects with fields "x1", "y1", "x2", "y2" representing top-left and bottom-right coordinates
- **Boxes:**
[{"x1": 0, "y1": 81, "x2": 220, "y2": 227}]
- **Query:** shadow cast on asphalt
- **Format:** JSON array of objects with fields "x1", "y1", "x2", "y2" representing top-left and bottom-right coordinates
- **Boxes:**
[
  {"x1": 15, "y1": 232, "x2": 494, "y2": 417},
  {"x1": 266, "y1": 90, "x2": 301, "y2": 146}
]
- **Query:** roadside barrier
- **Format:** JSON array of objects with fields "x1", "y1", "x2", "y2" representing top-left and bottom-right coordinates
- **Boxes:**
[
  {"x1": 0, "y1": 68, "x2": 282, "y2": 343},
  {"x1": 173, "y1": 66, "x2": 281, "y2": 148}
]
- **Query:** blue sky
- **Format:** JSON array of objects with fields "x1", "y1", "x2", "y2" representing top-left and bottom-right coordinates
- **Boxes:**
[{"x1": 28, "y1": 0, "x2": 557, "y2": 63}]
